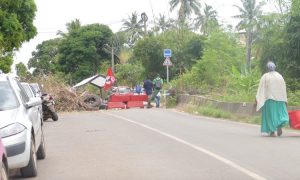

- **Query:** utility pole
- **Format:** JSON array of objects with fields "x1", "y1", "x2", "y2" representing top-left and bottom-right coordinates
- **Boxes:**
[
  {"x1": 111, "y1": 46, "x2": 114, "y2": 73},
  {"x1": 141, "y1": 12, "x2": 148, "y2": 36}
]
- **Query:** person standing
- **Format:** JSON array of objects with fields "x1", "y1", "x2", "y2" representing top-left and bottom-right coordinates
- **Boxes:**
[
  {"x1": 152, "y1": 74, "x2": 163, "y2": 108},
  {"x1": 143, "y1": 79, "x2": 153, "y2": 108},
  {"x1": 255, "y1": 61, "x2": 289, "y2": 137}
]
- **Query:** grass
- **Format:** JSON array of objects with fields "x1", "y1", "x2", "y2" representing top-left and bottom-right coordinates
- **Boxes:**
[{"x1": 180, "y1": 103, "x2": 261, "y2": 125}]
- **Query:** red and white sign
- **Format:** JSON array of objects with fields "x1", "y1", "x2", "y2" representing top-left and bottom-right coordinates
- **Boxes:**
[{"x1": 163, "y1": 57, "x2": 173, "y2": 66}]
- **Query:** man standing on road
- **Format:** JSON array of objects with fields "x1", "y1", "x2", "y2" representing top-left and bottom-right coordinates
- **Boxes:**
[
  {"x1": 143, "y1": 79, "x2": 153, "y2": 108},
  {"x1": 151, "y1": 74, "x2": 163, "y2": 108},
  {"x1": 255, "y1": 61, "x2": 289, "y2": 137}
]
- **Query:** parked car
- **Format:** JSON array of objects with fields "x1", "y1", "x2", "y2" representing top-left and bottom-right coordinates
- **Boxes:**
[
  {"x1": 21, "y1": 82, "x2": 43, "y2": 122},
  {"x1": 0, "y1": 138, "x2": 9, "y2": 180},
  {"x1": 111, "y1": 86, "x2": 132, "y2": 95},
  {"x1": 30, "y1": 83, "x2": 42, "y2": 97},
  {"x1": 0, "y1": 73, "x2": 46, "y2": 177}
]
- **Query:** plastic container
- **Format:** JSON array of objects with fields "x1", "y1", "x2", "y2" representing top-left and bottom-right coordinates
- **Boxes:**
[{"x1": 289, "y1": 110, "x2": 300, "y2": 129}]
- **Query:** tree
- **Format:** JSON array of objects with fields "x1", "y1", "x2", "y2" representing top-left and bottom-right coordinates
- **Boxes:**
[
  {"x1": 57, "y1": 19, "x2": 81, "y2": 37},
  {"x1": 58, "y1": 23, "x2": 113, "y2": 84},
  {"x1": 233, "y1": 0, "x2": 265, "y2": 71},
  {"x1": 121, "y1": 12, "x2": 144, "y2": 45},
  {"x1": 0, "y1": 0, "x2": 37, "y2": 72},
  {"x1": 194, "y1": 3, "x2": 219, "y2": 36},
  {"x1": 132, "y1": 37, "x2": 165, "y2": 79},
  {"x1": 115, "y1": 63, "x2": 145, "y2": 87},
  {"x1": 169, "y1": 0, "x2": 201, "y2": 25},
  {"x1": 15, "y1": 62, "x2": 30, "y2": 81},
  {"x1": 154, "y1": 14, "x2": 175, "y2": 33},
  {"x1": 28, "y1": 38, "x2": 61, "y2": 76}
]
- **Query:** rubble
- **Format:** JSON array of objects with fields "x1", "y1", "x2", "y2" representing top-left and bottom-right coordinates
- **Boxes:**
[{"x1": 32, "y1": 76, "x2": 99, "y2": 112}]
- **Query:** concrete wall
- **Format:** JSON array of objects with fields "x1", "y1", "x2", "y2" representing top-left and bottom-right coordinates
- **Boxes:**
[{"x1": 177, "y1": 94, "x2": 300, "y2": 116}]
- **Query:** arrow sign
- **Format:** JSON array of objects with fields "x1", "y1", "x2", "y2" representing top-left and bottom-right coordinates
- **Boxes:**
[{"x1": 163, "y1": 57, "x2": 173, "y2": 66}]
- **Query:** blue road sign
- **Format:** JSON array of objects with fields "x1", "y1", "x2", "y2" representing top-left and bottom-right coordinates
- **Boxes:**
[{"x1": 164, "y1": 49, "x2": 172, "y2": 57}]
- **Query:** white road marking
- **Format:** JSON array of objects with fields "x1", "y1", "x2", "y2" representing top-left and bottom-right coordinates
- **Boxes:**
[{"x1": 104, "y1": 112, "x2": 267, "y2": 180}]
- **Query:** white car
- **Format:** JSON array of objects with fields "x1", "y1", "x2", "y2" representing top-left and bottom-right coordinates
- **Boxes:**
[
  {"x1": 0, "y1": 73, "x2": 46, "y2": 177},
  {"x1": 21, "y1": 82, "x2": 43, "y2": 122}
]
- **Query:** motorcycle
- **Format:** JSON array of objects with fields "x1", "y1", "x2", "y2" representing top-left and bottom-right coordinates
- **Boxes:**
[{"x1": 41, "y1": 93, "x2": 58, "y2": 121}]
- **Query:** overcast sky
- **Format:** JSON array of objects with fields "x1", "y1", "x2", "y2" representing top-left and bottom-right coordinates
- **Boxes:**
[{"x1": 13, "y1": 0, "x2": 275, "y2": 72}]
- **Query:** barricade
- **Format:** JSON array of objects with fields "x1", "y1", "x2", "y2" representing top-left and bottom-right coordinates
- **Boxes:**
[{"x1": 107, "y1": 93, "x2": 148, "y2": 109}]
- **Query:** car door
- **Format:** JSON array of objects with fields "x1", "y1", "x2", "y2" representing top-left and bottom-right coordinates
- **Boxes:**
[
  {"x1": 17, "y1": 82, "x2": 41, "y2": 139},
  {"x1": 23, "y1": 84, "x2": 41, "y2": 124}
]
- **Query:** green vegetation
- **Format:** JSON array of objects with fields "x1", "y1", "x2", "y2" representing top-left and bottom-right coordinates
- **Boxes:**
[
  {"x1": 181, "y1": 103, "x2": 261, "y2": 124},
  {"x1": 0, "y1": 0, "x2": 37, "y2": 72},
  {"x1": 5, "y1": 0, "x2": 300, "y2": 108}
]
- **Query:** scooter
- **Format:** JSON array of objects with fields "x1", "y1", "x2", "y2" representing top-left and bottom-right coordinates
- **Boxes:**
[{"x1": 42, "y1": 93, "x2": 58, "y2": 121}]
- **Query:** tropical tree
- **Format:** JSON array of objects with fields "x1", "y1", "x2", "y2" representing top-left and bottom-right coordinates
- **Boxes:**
[
  {"x1": 233, "y1": 0, "x2": 265, "y2": 71},
  {"x1": 57, "y1": 19, "x2": 81, "y2": 37},
  {"x1": 169, "y1": 0, "x2": 201, "y2": 25},
  {"x1": 0, "y1": 0, "x2": 37, "y2": 72},
  {"x1": 58, "y1": 23, "x2": 113, "y2": 84},
  {"x1": 28, "y1": 38, "x2": 61, "y2": 76},
  {"x1": 154, "y1": 14, "x2": 175, "y2": 33},
  {"x1": 15, "y1": 62, "x2": 31, "y2": 81},
  {"x1": 121, "y1": 12, "x2": 144, "y2": 45},
  {"x1": 194, "y1": 3, "x2": 219, "y2": 36}
]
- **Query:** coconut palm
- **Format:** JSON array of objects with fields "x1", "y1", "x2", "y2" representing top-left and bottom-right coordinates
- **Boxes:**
[
  {"x1": 169, "y1": 0, "x2": 201, "y2": 25},
  {"x1": 233, "y1": 0, "x2": 265, "y2": 71},
  {"x1": 121, "y1": 12, "x2": 144, "y2": 45},
  {"x1": 154, "y1": 14, "x2": 175, "y2": 33},
  {"x1": 194, "y1": 3, "x2": 218, "y2": 36}
]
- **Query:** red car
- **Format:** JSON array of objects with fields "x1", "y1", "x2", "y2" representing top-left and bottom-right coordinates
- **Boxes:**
[{"x1": 0, "y1": 138, "x2": 9, "y2": 180}]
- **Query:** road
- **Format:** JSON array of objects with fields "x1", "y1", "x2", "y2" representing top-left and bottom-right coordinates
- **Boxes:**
[{"x1": 11, "y1": 108, "x2": 300, "y2": 180}]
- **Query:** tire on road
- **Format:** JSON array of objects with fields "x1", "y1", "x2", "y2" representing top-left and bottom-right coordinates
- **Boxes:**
[
  {"x1": 82, "y1": 94, "x2": 102, "y2": 108},
  {"x1": 20, "y1": 136, "x2": 37, "y2": 177},
  {"x1": 37, "y1": 128, "x2": 46, "y2": 159}
]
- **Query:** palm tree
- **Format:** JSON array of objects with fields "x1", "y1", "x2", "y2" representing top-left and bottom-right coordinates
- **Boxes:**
[
  {"x1": 57, "y1": 19, "x2": 81, "y2": 37},
  {"x1": 194, "y1": 3, "x2": 218, "y2": 36},
  {"x1": 169, "y1": 0, "x2": 201, "y2": 25},
  {"x1": 233, "y1": 0, "x2": 265, "y2": 71},
  {"x1": 121, "y1": 12, "x2": 144, "y2": 45},
  {"x1": 154, "y1": 14, "x2": 175, "y2": 33}
]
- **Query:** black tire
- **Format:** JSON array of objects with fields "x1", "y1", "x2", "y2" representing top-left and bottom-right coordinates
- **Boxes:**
[
  {"x1": 37, "y1": 128, "x2": 46, "y2": 159},
  {"x1": 0, "y1": 160, "x2": 8, "y2": 180},
  {"x1": 51, "y1": 111, "x2": 58, "y2": 121},
  {"x1": 20, "y1": 136, "x2": 37, "y2": 177},
  {"x1": 82, "y1": 94, "x2": 102, "y2": 108}
]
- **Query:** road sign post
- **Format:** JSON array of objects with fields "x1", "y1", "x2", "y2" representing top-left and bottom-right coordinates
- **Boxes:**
[{"x1": 163, "y1": 57, "x2": 172, "y2": 83}]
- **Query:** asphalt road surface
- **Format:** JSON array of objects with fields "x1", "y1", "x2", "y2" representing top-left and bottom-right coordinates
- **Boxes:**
[{"x1": 11, "y1": 108, "x2": 300, "y2": 180}]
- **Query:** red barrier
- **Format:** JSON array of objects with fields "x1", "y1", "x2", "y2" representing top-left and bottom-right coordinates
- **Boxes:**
[
  {"x1": 289, "y1": 110, "x2": 300, "y2": 129},
  {"x1": 130, "y1": 94, "x2": 148, "y2": 101},
  {"x1": 127, "y1": 101, "x2": 144, "y2": 108},
  {"x1": 108, "y1": 94, "x2": 148, "y2": 110},
  {"x1": 107, "y1": 102, "x2": 126, "y2": 109},
  {"x1": 110, "y1": 94, "x2": 131, "y2": 102}
]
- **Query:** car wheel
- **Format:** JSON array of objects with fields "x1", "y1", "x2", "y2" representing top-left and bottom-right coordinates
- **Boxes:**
[
  {"x1": 20, "y1": 136, "x2": 37, "y2": 177},
  {"x1": 37, "y1": 128, "x2": 46, "y2": 159},
  {"x1": 0, "y1": 160, "x2": 8, "y2": 180}
]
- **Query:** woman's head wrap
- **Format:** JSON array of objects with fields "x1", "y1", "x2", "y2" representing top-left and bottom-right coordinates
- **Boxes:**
[{"x1": 267, "y1": 61, "x2": 276, "y2": 71}]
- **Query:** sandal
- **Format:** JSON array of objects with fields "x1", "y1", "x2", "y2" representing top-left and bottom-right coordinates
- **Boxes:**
[
  {"x1": 277, "y1": 128, "x2": 282, "y2": 136},
  {"x1": 270, "y1": 132, "x2": 276, "y2": 137}
]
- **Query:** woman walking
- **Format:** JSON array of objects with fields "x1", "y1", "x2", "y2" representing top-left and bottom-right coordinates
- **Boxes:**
[{"x1": 255, "y1": 61, "x2": 289, "y2": 137}]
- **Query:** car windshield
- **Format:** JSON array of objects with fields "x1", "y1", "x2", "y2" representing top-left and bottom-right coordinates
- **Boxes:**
[{"x1": 0, "y1": 82, "x2": 19, "y2": 110}]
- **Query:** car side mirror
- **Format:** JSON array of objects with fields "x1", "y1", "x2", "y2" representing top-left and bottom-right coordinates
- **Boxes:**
[{"x1": 25, "y1": 97, "x2": 42, "y2": 109}]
